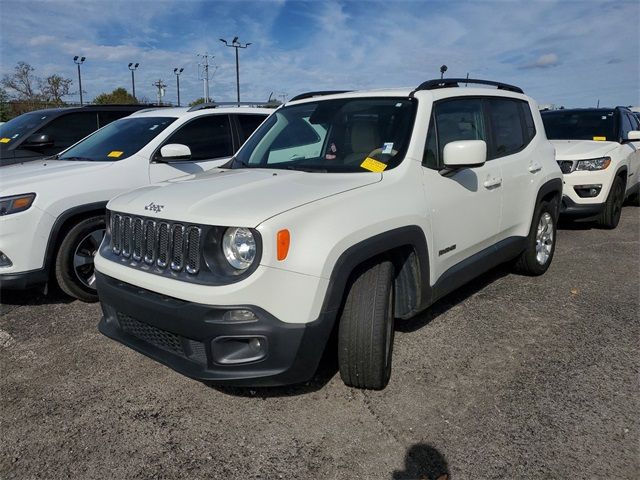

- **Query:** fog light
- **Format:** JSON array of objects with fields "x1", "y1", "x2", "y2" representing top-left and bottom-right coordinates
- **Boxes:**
[
  {"x1": 212, "y1": 336, "x2": 267, "y2": 364},
  {"x1": 574, "y1": 184, "x2": 602, "y2": 198},
  {"x1": 0, "y1": 251, "x2": 12, "y2": 267},
  {"x1": 222, "y1": 309, "x2": 258, "y2": 322}
]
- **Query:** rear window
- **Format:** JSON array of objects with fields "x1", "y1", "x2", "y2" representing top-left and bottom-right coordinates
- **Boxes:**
[{"x1": 542, "y1": 110, "x2": 617, "y2": 141}]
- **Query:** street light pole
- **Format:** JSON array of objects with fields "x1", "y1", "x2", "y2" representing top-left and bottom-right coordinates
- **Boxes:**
[
  {"x1": 128, "y1": 63, "x2": 139, "y2": 101},
  {"x1": 220, "y1": 37, "x2": 252, "y2": 105},
  {"x1": 73, "y1": 56, "x2": 86, "y2": 105},
  {"x1": 173, "y1": 68, "x2": 184, "y2": 106},
  {"x1": 440, "y1": 64, "x2": 448, "y2": 80}
]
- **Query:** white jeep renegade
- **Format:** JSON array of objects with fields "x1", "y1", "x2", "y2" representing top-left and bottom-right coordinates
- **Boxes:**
[
  {"x1": 96, "y1": 79, "x2": 562, "y2": 390},
  {"x1": 0, "y1": 105, "x2": 270, "y2": 301},
  {"x1": 541, "y1": 107, "x2": 640, "y2": 228}
]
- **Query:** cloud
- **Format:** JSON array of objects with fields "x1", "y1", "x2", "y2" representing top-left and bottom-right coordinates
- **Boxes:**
[{"x1": 520, "y1": 53, "x2": 560, "y2": 69}]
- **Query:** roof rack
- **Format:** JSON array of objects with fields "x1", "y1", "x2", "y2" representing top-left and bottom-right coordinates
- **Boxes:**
[
  {"x1": 81, "y1": 103, "x2": 162, "y2": 108},
  {"x1": 187, "y1": 101, "x2": 265, "y2": 112},
  {"x1": 413, "y1": 78, "x2": 524, "y2": 94},
  {"x1": 289, "y1": 90, "x2": 351, "y2": 102}
]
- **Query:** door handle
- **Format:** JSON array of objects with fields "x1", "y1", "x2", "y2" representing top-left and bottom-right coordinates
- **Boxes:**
[
  {"x1": 483, "y1": 177, "x2": 502, "y2": 188},
  {"x1": 528, "y1": 163, "x2": 542, "y2": 173}
]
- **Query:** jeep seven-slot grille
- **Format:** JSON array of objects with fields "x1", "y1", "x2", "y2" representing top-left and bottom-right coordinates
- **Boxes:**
[{"x1": 110, "y1": 213, "x2": 201, "y2": 274}]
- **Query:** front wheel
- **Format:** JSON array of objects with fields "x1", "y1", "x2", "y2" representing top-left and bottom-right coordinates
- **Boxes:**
[
  {"x1": 54, "y1": 216, "x2": 105, "y2": 302},
  {"x1": 513, "y1": 200, "x2": 557, "y2": 276},
  {"x1": 598, "y1": 176, "x2": 624, "y2": 229},
  {"x1": 338, "y1": 260, "x2": 395, "y2": 390}
]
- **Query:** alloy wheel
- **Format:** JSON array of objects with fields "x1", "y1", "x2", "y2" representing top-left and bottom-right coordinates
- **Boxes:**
[
  {"x1": 535, "y1": 212, "x2": 554, "y2": 265},
  {"x1": 73, "y1": 228, "x2": 105, "y2": 290}
]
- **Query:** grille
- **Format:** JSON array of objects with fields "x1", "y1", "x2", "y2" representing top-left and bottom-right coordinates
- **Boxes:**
[
  {"x1": 117, "y1": 312, "x2": 207, "y2": 364},
  {"x1": 558, "y1": 160, "x2": 574, "y2": 174},
  {"x1": 110, "y1": 213, "x2": 202, "y2": 274}
]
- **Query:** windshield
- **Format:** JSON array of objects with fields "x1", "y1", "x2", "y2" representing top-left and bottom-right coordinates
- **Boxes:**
[
  {"x1": 0, "y1": 111, "x2": 51, "y2": 144},
  {"x1": 542, "y1": 110, "x2": 617, "y2": 141},
  {"x1": 233, "y1": 97, "x2": 416, "y2": 172},
  {"x1": 59, "y1": 116, "x2": 176, "y2": 161}
]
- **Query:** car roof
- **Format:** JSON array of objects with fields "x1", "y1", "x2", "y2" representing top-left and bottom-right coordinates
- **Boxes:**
[
  {"x1": 18, "y1": 104, "x2": 156, "y2": 117},
  {"x1": 129, "y1": 106, "x2": 273, "y2": 118},
  {"x1": 541, "y1": 108, "x2": 617, "y2": 115}
]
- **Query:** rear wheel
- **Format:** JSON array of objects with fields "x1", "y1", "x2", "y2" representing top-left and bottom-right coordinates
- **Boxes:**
[
  {"x1": 598, "y1": 176, "x2": 624, "y2": 229},
  {"x1": 513, "y1": 200, "x2": 557, "y2": 276},
  {"x1": 54, "y1": 216, "x2": 105, "y2": 302},
  {"x1": 338, "y1": 260, "x2": 395, "y2": 390}
]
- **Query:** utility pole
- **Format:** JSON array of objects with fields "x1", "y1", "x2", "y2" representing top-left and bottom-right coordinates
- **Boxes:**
[
  {"x1": 152, "y1": 79, "x2": 167, "y2": 105},
  {"x1": 220, "y1": 37, "x2": 252, "y2": 105},
  {"x1": 128, "y1": 63, "x2": 139, "y2": 101},
  {"x1": 197, "y1": 53, "x2": 211, "y2": 102},
  {"x1": 173, "y1": 68, "x2": 184, "y2": 106},
  {"x1": 73, "y1": 56, "x2": 86, "y2": 105}
]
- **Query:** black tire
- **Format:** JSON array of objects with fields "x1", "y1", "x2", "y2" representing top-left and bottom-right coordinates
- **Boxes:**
[
  {"x1": 598, "y1": 176, "x2": 625, "y2": 229},
  {"x1": 54, "y1": 215, "x2": 105, "y2": 302},
  {"x1": 626, "y1": 189, "x2": 640, "y2": 207},
  {"x1": 338, "y1": 260, "x2": 395, "y2": 390},
  {"x1": 513, "y1": 200, "x2": 557, "y2": 276}
]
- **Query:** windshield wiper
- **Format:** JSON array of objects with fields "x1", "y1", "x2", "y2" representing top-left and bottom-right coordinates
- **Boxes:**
[
  {"x1": 283, "y1": 165, "x2": 328, "y2": 173},
  {"x1": 60, "y1": 156, "x2": 93, "y2": 161}
]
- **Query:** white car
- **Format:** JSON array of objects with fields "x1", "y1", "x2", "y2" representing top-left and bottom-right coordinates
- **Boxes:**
[
  {"x1": 0, "y1": 105, "x2": 271, "y2": 301},
  {"x1": 542, "y1": 107, "x2": 640, "y2": 228},
  {"x1": 95, "y1": 79, "x2": 562, "y2": 390}
]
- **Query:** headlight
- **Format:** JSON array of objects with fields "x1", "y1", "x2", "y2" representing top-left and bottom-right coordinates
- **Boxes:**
[
  {"x1": 575, "y1": 157, "x2": 611, "y2": 171},
  {"x1": 0, "y1": 193, "x2": 36, "y2": 216},
  {"x1": 222, "y1": 227, "x2": 256, "y2": 270}
]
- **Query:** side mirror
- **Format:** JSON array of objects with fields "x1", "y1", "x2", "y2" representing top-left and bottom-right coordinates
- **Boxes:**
[
  {"x1": 443, "y1": 140, "x2": 486, "y2": 169},
  {"x1": 627, "y1": 131, "x2": 640, "y2": 141},
  {"x1": 23, "y1": 133, "x2": 53, "y2": 148},
  {"x1": 158, "y1": 143, "x2": 191, "y2": 161}
]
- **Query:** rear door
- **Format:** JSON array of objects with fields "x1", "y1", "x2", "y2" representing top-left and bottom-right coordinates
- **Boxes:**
[
  {"x1": 422, "y1": 97, "x2": 503, "y2": 280},
  {"x1": 149, "y1": 114, "x2": 235, "y2": 183},
  {"x1": 487, "y1": 97, "x2": 539, "y2": 238}
]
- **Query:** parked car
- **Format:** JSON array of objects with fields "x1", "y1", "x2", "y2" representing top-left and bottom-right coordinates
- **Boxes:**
[
  {"x1": 542, "y1": 107, "x2": 640, "y2": 228},
  {"x1": 0, "y1": 105, "x2": 155, "y2": 167},
  {"x1": 0, "y1": 105, "x2": 270, "y2": 301},
  {"x1": 95, "y1": 79, "x2": 562, "y2": 390}
]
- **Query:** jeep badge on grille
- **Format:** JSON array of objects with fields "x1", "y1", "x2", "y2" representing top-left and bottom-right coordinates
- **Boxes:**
[{"x1": 144, "y1": 202, "x2": 164, "y2": 213}]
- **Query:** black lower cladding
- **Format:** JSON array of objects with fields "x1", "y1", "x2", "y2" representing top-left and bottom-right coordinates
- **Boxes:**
[
  {"x1": 0, "y1": 268, "x2": 49, "y2": 290},
  {"x1": 96, "y1": 272, "x2": 336, "y2": 386},
  {"x1": 560, "y1": 195, "x2": 605, "y2": 217}
]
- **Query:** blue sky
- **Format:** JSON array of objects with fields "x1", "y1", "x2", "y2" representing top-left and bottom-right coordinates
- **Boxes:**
[{"x1": 0, "y1": 0, "x2": 638, "y2": 107}]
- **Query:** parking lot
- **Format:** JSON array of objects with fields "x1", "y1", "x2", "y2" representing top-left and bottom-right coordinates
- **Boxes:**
[{"x1": 0, "y1": 206, "x2": 637, "y2": 479}]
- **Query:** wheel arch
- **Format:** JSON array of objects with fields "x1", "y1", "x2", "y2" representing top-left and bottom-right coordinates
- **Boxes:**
[
  {"x1": 534, "y1": 178, "x2": 563, "y2": 224},
  {"x1": 44, "y1": 201, "x2": 108, "y2": 274}
]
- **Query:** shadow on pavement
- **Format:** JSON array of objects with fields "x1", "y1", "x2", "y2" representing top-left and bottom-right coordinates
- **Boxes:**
[
  {"x1": 0, "y1": 286, "x2": 73, "y2": 308},
  {"x1": 392, "y1": 443, "x2": 450, "y2": 480}
]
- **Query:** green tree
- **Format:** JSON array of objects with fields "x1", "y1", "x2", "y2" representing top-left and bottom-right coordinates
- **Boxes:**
[
  {"x1": 188, "y1": 97, "x2": 210, "y2": 107},
  {"x1": 93, "y1": 87, "x2": 137, "y2": 104},
  {"x1": 0, "y1": 88, "x2": 10, "y2": 121}
]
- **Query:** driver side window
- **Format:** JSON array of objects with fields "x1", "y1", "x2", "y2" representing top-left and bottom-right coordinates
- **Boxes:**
[{"x1": 162, "y1": 114, "x2": 233, "y2": 161}]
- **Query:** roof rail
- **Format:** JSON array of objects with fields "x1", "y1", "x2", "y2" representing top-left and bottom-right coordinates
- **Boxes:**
[
  {"x1": 81, "y1": 103, "x2": 161, "y2": 108},
  {"x1": 413, "y1": 78, "x2": 524, "y2": 94},
  {"x1": 289, "y1": 90, "x2": 351, "y2": 102},
  {"x1": 187, "y1": 101, "x2": 266, "y2": 112}
]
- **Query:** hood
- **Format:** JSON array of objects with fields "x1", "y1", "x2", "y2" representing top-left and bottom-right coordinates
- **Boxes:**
[
  {"x1": 0, "y1": 159, "x2": 113, "y2": 195},
  {"x1": 109, "y1": 168, "x2": 382, "y2": 227},
  {"x1": 551, "y1": 140, "x2": 618, "y2": 160}
]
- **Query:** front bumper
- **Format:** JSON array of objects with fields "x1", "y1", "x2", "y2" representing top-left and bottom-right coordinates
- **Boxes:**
[
  {"x1": 96, "y1": 272, "x2": 336, "y2": 386},
  {"x1": 0, "y1": 268, "x2": 49, "y2": 290},
  {"x1": 560, "y1": 195, "x2": 605, "y2": 217}
]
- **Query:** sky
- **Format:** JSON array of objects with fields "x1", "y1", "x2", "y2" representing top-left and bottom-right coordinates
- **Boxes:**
[{"x1": 0, "y1": 0, "x2": 638, "y2": 108}]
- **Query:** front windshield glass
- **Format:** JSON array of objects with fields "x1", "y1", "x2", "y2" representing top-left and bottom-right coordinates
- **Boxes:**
[
  {"x1": 59, "y1": 116, "x2": 176, "y2": 161},
  {"x1": 0, "y1": 111, "x2": 50, "y2": 144},
  {"x1": 233, "y1": 97, "x2": 416, "y2": 172},
  {"x1": 542, "y1": 110, "x2": 617, "y2": 141}
]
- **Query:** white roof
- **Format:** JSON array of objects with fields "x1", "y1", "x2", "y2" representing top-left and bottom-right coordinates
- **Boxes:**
[{"x1": 130, "y1": 106, "x2": 273, "y2": 118}]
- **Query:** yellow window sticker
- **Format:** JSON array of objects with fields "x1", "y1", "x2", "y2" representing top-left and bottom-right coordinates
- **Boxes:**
[
  {"x1": 0, "y1": 138, "x2": 11, "y2": 143},
  {"x1": 360, "y1": 157, "x2": 387, "y2": 172},
  {"x1": 593, "y1": 136, "x2": 606, "y2": 141},
  {"x1": 107, "y1": 150, "x2": 124, "y2": 158}
]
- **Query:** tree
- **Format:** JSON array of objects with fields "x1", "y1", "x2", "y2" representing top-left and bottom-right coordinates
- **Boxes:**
[
  {"x1": 189, "y1": 97, "x2": 208, "y2": 107},
  {"x1": 0, "y1": 88, "x2": 10, "y2": 122},
  {"x1": 1, "y1": 62, "x2": 40, "y2": 100},
  {"x1": 40, "y1": 74, "x2": 73, "y2": 105},
  {"x1": 93, "y1": 87, "x2": 137, "y2": 105}
]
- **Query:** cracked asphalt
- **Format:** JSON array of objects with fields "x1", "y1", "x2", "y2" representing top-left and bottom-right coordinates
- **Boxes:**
[{"x1": 1, "y1": 206, "x2": 638, "y2": 479}]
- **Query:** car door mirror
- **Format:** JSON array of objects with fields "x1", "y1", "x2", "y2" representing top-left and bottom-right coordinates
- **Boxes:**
[
  {"x1": 22, "y1": 133, "x2": 54, "y2": 149},
  {"x1": 626, "y1": 130, "x2": 640, "y2": 141},
  {"x1": 158, "y1": 143, "x2": 191, "y2": 161},
  {"x1": 442, "y1": 140, "x2": 486, "y2": 169}
]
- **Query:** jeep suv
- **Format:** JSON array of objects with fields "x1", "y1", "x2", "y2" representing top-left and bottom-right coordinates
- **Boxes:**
[
  {"x1": 0, "y1": 105, "x2": 153, "y2": 167},
  {"x1": 0, "y1": 105, "x2": 270, "y2": 301},
  {"x1": 542, "y1": 107, "x2": 640, "y2": 228},
  {"x1": 95, "y1": 79, "x2": 562, "y2": 390}
]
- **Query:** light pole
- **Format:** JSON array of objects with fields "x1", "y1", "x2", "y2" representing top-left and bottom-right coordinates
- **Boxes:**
[
  {"x1": 220, "y1": 37, "x2": 252, "y2": 105},
  {"x1": 128, "y1": 63, "x2": 139, "y2": 101},
  {"x1": 73, "y1": 56, "x2": 86, "y2": 105},
  {"x1": 440, "y1": 64, "x2": 448, "y2": 79},
  {"x1": 173, "y1": 68, "x2": 184, "y2": 106}
]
